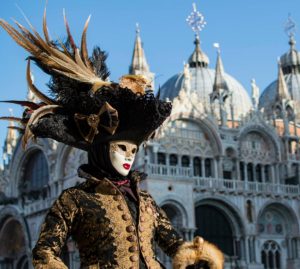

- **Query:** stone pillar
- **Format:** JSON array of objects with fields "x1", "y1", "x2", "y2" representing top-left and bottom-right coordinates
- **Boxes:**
[
  {"x1": 275, "y1": 163, "x2": 280, "y2": 184},
  {"x1": 201, "y1": 158, "x2": 206, "y2": 178},
  {"x1": 271, "y1": 164, "x2": 276, "y2": 184},
  {"x1": 236, "y1": 160, "x2": 241, "y2": 181},
  {"x1": 262, "y1": 165, "x2": 266, "y2": 183},
  {"x1": 244, "y1": 162, "x2": 248, "y2": 182},
  {"x1": 213, "y1": 159, "x2": 218, "y2": 178},
  {"x1": 252, "y1": 164, "x2": 256, "y2": 182}
]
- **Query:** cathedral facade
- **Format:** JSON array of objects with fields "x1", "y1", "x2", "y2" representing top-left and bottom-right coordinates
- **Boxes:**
[{"x1": 1, "y1": 10, "x2": 300, "y2": 269}]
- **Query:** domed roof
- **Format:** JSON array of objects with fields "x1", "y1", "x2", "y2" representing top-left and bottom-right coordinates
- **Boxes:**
[
  {"x1": 280, "y1": 36, "x2": 300, "y2": 72},
  {"x1": 259, "y1": 36, "x2": 300, "y2": 120},
  {"x1": 160, "y1": 39, "x2": 252, "y2": 119}
]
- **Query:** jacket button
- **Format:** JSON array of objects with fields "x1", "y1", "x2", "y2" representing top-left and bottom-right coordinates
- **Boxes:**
[
  {"x1": 127, "y1": 235, "x2": 137, "y2": 242},
  {"x1": 117, "y1": 204, "x2": 125, "y2": 211},
  {"x1": 122, "y1": 214, "x2": 130, "y2": 221},
  {"x1": 114, "y1": 195, "x2": 122, "y2": 201},
  {"x1": 130, "y1": 255, "x2": 138, "y2": 262},
  {"x1": 139, "y1": 236, "x2": 144, "y2": 242},
  {"x1": 126, "y1": 225, "x2": 135, "y2": 232},
  {"x1": 140, "y1": 216, "x2": 145, "y2": 222},
  {"x1": 129, "y1": 246, "x2": 138, "y2": 252},
  {"x1": 139, "y1": 226, "x2": 145, "y2": 232},
  {"x1": 145, "y1": 256, "x2": 150, "y2": 262},
  {"x1": 141, "y1": 246, "x2": 146, "y2": 252}
]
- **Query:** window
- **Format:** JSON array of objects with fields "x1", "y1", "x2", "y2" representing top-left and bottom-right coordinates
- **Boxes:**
[
  {"x1": 21, "y1": 150, "x2": 49, "y2": 198},
  {"x1": 157, "y1": 153, "x2": 166, "y2": 165},
  {"x1": 256, "y1": 164, "x2": 262, "y2": 182},
  {"x1": 193, "y1": 157, "x2": 202, "y2": 177},
  {"x1": 205, "y1": 159, "x2": 212, "y2": 177},
  {"x1": 169, "y1": 154, "x2": 178, "y2": 166},
  {"x1": 181, "y1": 156, "x2": 190, "y2": 167},
  {"x1": 261, "y1": 241, "x2": 281, "y2": 269}
]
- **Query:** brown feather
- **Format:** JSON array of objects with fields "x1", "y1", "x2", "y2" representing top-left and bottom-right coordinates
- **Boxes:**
[
  {"x1": 0, "y1": 116, "x2": 23, "y2": 123},
  {"x1": 22, "y1": 104, "x2": 60, "y2": 149},
  {"x1": 26, "y1": 60, "x2": 56, "y2": 105},
  {"x1": 8, "y1": 126, "x2": 24, "y2": 132},
  {"x1": 63, "y1": 10, "x2": 76, "y2": 52},
  {"x1": 0, "y1": 100, "x2": 41, "y2": 110},
  {"x1": 80, "y1": 15, "x2": 93, "y2": 71},
  {"x1": 43, "y1": 8, "x2": 51, "y2": 44}
]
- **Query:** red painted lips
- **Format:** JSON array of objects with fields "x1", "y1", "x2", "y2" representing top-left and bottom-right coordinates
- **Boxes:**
[{"x1": 123, "y1": 163, "x2": 131, "y2": 170}]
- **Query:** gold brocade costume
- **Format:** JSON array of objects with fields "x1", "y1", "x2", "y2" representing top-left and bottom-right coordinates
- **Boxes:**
[{"x1": 32, "y1": 167, "x2": 184, "y2": 269}]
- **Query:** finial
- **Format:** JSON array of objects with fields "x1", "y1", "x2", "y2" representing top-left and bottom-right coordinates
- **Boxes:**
[
  {"x1": 186, "y1": 2, "x2": 207, "y2": 36},
  {"x1": 136, "y1": 22, "x2": 140, "y2": 35},
  {"x1": 213, "y1": 43, "x2": 221, "y2": 54},
  {"x1": 285, "y1": 14, "x2": 296, "y2": 38}
]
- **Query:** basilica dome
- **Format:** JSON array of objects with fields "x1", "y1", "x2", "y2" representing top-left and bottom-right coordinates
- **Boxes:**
[
  {"x1": 259, "y1": 36, "x2": 300, "y2": 119},
  {"x1": 160, "y1": 37, "x2": 252, "y2": 119}
]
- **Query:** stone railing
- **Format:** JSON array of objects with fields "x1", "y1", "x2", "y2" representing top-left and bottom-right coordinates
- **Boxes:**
[
  {"x1": 23, "y1": 197, "x2": 56, "y2": 216},
  {"x1": 145, "y1": 164, "x2": 300, "y2": 197}
]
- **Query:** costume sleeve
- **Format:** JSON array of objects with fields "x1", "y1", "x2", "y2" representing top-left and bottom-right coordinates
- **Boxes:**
[
  {"x1": 153, "y1": 200, "x2": 184, "y2": 257},
  {"x1": 32, "y1": 189, "x2": 79, "y2": 269}
]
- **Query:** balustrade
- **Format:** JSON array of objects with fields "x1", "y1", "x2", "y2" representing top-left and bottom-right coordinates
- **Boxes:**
[{"x1": 146, "y1": 163, "x2": 300, "y2": 196}]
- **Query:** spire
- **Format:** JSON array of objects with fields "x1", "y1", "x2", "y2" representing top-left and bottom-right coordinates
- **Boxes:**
[
  {"x1": 188, "y1": 35, "x2": 209, "y2": 68},
  {"x1": 275, "y1": 61, "x2": 291, "y2": 101},
  {"x1": 213, "y1": 46, "x2": 228, "y2": 93},
  {"x1": 129, "y1": 23, "x2": 155, "y2": 89},
  {"x1": 129, "y1": 23, "x2": 150, "y2": 74},
  {"x1": 3, "y1": 109, "x2": 18, "y2": 165}
]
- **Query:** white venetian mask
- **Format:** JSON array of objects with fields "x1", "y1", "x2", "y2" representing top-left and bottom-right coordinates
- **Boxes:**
[{"x1": 109, "y1": 141, "x2": 138, "y2": 176}]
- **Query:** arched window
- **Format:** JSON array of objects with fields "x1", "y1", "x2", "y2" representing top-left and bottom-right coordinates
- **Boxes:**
[
  {"x1": 0, "y1": 218, "x2": 26, "y2": 263},
  {"x1": 21, "y1": 150, "x2": 49, "y2": 199},
  {"x1": 264, "y1": 165, "x2": 271, "y2": 182},
  {"x1": 240, "y1": 162, "x2": 245, "y2": 181},
  {"x1": 193, "y1": 157, "x2": 202, "y2": 177},
  {"x1": 181, "y1": 156, "x2": 190, "y2": 167},
  {"x1": 205, "y1": 159, "x2": 212, "y2": 177},
  {"x1": 261, "y1": 241, "x2": 281, "y2": 269},
  {"x1": 169, "y1": 154, "x2": 178, "y2": 166},
  {"x1": 157, "y1": 153, "x2": 166, "y2": 165},
  {"x1": 247, "y1": 163, "x2": 254, "y2": 181},
  {"x1": 256, "y1": 164, "x2": 262, "y2": 182},
  {"x1": 195, "y1": 205, "x2": 235, "y2": 257}
]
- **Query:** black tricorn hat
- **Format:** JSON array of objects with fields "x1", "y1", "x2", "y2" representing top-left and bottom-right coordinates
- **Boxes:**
[{"x1": 0, "y1": 12, "x2": 172, "y2": 151}]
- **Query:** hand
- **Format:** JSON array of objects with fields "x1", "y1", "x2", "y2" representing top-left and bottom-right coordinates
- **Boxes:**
[{"x1": 173, "y1": 236, "x2": 224, "y2": 269}]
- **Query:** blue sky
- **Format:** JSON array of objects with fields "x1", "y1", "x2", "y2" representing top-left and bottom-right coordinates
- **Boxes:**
[{"x1": 0, "y1": 0, "x2": 299, "y2": 158}]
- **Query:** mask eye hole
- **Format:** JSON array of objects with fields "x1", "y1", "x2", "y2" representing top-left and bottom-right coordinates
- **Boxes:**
[
  {"x1": 132, "y1": 148, "x2": 137, "y2": 154},
  {"x1": 118, "y1": 144, "x2": 127, "y2": 151}
]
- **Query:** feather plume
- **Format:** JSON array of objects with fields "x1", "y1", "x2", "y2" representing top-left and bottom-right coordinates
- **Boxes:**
[{"x1": 0, "y1": 13, "x2": 111, "y2": 93}]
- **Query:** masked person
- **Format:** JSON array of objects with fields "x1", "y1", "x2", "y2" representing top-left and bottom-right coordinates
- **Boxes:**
[{"x1": 0, "y1": 11, "x2": 224, "y2": 269}]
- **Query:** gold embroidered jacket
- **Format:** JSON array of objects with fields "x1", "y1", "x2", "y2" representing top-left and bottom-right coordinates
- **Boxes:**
[{"x1": 32, "y1": 168, "x2": 184, "y2": 269}]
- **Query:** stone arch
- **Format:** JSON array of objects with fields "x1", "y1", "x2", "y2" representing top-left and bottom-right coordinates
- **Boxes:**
[
  {"x1": 238, "y1": 124, "x2": 281, "y2": 162},
  {"x1": 17, "y1": 147, "x2": 50, "y2": 200},
  {"x1": 195, "y1": 197, "x2": 246, "y2": 258},
  {"x1": 11, "y1": 145, "x2": 49, "y2": 198},
  {"x1": 0, "y1": 206, "x2": 31, "y2": 265},
  {"x1": 163, "y1": 114, "x2": 222, "y2": 157},
  {"x1": 160, "y1": 199, "x2": 188, "y2": 228},
  {"x1": 257, "y1": 201, "x2": 299, "y2": 236}
]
